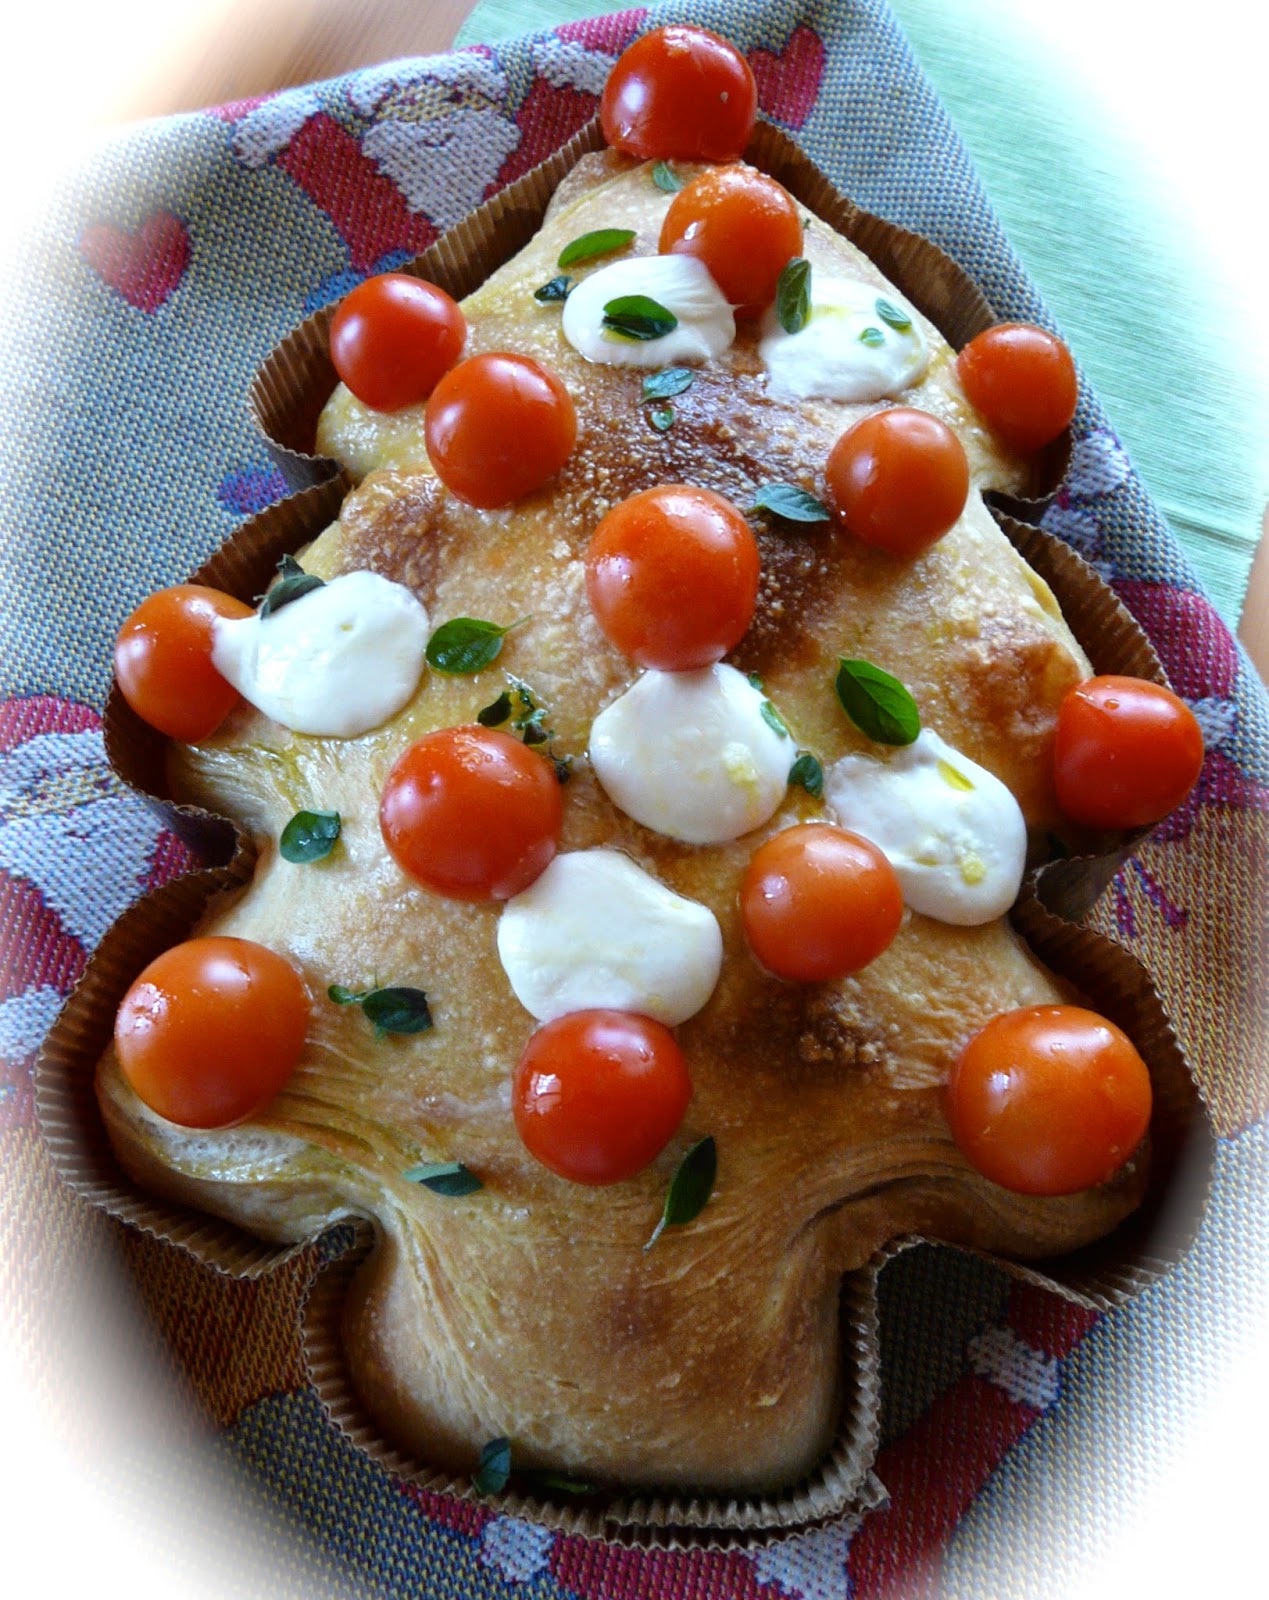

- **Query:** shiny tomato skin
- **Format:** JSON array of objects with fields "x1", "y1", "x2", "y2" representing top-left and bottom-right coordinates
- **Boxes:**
[
  {"x1": 513, "y1": 1009, "x2": 692, "y2": 1185},
  {"x1": 585, "y1": 485, "x2": 760, "y2": 670},
  {"x1": 380, "y1": 725, "x2": 563, "y2": 901},
  {"x1": 956, "y1": 323, "x2": 1079, "y2": 454},
  {"x1": 114, "y1": 584, "x2": 253, "y2": 742},
  {"x1": 946, "y1": 1004, "x2": 1152, "y2": 1196},
  {"x1": 424, "y1": 353, "x2": 577, "y2": 509},
  {"x1": 600, "y1": 25, "x2": 757, "y2": 162},
  {"x1": 1054, "y1": 675, "x2": 1204, "y2": 829},
  {"x1": 825, "y1": 408, "x2": 970, "y2": 557},
  {"x1": 329, "y1": 273, "x2": 466, "y2": 412},
  {"x1": 741, "y1": 824, "x2": 904, "y2": 982},
  {"x1": 114, "y1": 936, "x2": 310, "y2": 1129},
  {"x1": 659, "y1": 166, "x2": 802, "y2": 318}
]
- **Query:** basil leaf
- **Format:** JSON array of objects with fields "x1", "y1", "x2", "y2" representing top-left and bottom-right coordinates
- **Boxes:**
[
  {"x1": 328, "y1": 983, "x2": 371, "y2": 1006},
  {"x1": 858, "y1": 325, "x2": 885, "y2": 348},
  {"x1": 557, "y1": 228, "x2": 635, "y2": 269},
  {"x1": 534, "y1": 275, "x2": 572, "y2": 303},
  {"x1": 260, "y1": 553, "x2": 325, "y2": 618},
  {"x1": 403, "y1": 1161, "x2": 482, "y2": 1196},
  {"x1": 649, "y1": 404, "x2": 674, "y2": 432},
  {"x1": 789, "y1": 751, "x2": 824, "y2": 798},
  {"x1": 751, "y1": 483, "x2": 831, "y2": 523},
  {"x1": 835, "y1": 658, "x2": 921, "y2": 746},
  {"x1": 876, "y1": 297, "x2": 912, "y2": 333},
  {"x1": 642, "y1": 367, "x2": 694, "y2": 401},
  {"x1": 279, "y1": 808, "x2": 341, "y2": 864},
  {"x1": 776, "y1": 257, "x2": 811, "y2": 334},
  {"x1": 477, "y1": 690, "x2": 512, "y2": 728},
  {"x1": 427, "y1": 617, "x2": 519, "y2": 675},
  {"x1": 473, "y1": 1437, "x2": 512, "y2": 1496},
  {"x1": 760, "y1": 701, "x2": 790, "y2": 738},
  {"x1": 645, "y1": 1135, "x2": 716, "y2": 1251},
  {"x1": 362, "y1": 986, "x2": 433, "y2": 1036},
  {"x1": 602, "y1": 294, "x2": 677, "y2": 341},
  {"x1": 652, "y1": 160, "x2": 684, "y2": 193}
]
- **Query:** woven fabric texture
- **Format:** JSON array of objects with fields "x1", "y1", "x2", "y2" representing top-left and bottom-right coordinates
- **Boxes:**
[{"x1": 1, "y1": 3, "x2": 1266, "y2": 1597}]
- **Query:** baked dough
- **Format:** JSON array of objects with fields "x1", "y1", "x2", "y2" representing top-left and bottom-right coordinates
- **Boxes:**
[{"x1": 97, "y1": 152, "x2": 1144, "y2": 1495}]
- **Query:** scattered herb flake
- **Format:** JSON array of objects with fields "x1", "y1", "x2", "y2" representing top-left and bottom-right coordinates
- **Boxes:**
[
  {"x1": 876, "y1": 297, "x2": 913, "y2": 333},
  {"x1": 427, "y1": 616, "x2": 526, "y2": 675},
  {"x1": 642, "y1": 367, "x2": 694, "y2": 401},
  {"x1": 652, "y1": 160, "x2": 685, "y2": 193},
  {"x1": 649, "y1": 404, "x2": 675, "y2": 431},
  {"x1": 477, "y1": 690, "x2": 513, "y2": 728},
  {"x1": 473, "y1": 1437, "x2": 512, "y2": 1496},
  {"x1": 259, "y1": 553, "x2": 325, "y2": 618},
  {"x1": 834, "y1": 658, "x2": 921, "y2": 746},
  {"x1": 788, "y1": 751, "x2": 825, "y2": 798},
  {"x1": 858, "y1": 325, "x2": 886, "y2": 348},
  {"x1": 279, "y1": 808, "x2": 341, "y2": 864},
  {"x1": 557, "y1": 228, "x2": 636, "y2": 269},
  {"x1": 602, "y1": 294, "x2": 677, "y2": 341},
  {"x1": 534, "y1": 275, "x2": 572, "y2": 303},
  {"x1": 760, "y1": 700, "x2": 790, "y2": 738},
  {"x1": 403, "y1": 1161, "x2": 483, "y2": 1196},
  {"x1": 645, "y1": 1136, "x2": 717, "y2": 1251},
  {"x1": 776, "y1": 257, "x2": 811, "y2": 334},
  {"x1": 751, "y1": 482, "x2": 831, "y2": 523}
]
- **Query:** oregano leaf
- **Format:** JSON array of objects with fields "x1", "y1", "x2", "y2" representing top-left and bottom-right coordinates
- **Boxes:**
[
  {"x1": 260, "y1": 553, "x2": 325, "y2": 618},
  {"x1": 279, "y1": 809, "x2": 341, "y2": 864},
  {"x1": 426, "y1": 616, "x2": 524, "y2": 675},
  {"x1": 403, "y1": 1161, "x2": 482, "y2": 1196},
  {"x1": 557, "y1": 228, "x2": 635, "y2": 269},
  {"x1": 534, "y1": 275, "x2": 572, "y2": 303},
  {"x1": 788, "y1": 751, "x2": 824, "y2": 798},
  {"x1": 645, "y1": 1136, "x2": 716, "y2": 1251},
  {"x1": 473, "y1": 1437, "x2": 512, "y2": 1496},
  {"x1": 834, "y1": 658, "x2": 921, "y2": 746},
  {"x1": 776, "y1": 257, "x2": 811, "y2": 334},
  {"x1": 876, "y1": 297, "x2": 913, "y2": 333},
  {"x1": 652, "y1": 160, "x2": 684, "y2": 193},
  {"x1": 641, "y1": 367, "x2": 694, "y2": 401},
  {"x1": 602, "y1": 294, "x2": 678, "y2": 341},
  {"x1": 751, "y1": 482, "x2": 831, "y2": 523},
  {"x1": 362, "y1": 986, "x2": 433, "y2": 1036}
]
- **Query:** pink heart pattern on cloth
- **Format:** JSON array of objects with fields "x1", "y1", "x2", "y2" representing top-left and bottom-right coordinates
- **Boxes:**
[
  {"x1": 750, "y1": 24, "x2": 827, "y2": 129},
  {"x1": 79, "y1": 211, "x2": 192, "y2": 312}
]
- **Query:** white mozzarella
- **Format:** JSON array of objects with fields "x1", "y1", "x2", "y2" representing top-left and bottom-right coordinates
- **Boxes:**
[
  {"x1": 589, "y1": 664, "x2": 795, "y2": 844},
  {"x1": 759, "y1": 278, "x2": 928, "y2": 402},
  {"x1": 496, "y1": 849, "x2": 722, "y2": 1025},
  {"x1": 561, "y1": 254, "x2": 734, "y2": 368},
  {"x1": 824, "y1": 728, "x2": 1026, "y2": 925},
  {"x1": 212, "y1": 570, "x2": 429, "y2": 738}
]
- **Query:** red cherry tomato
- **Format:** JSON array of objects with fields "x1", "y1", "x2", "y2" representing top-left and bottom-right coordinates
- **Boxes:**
[
  {"x1": 329, "y1": 273, "x2": 466, "y2": 413},
  {"x1": 659, "y1": 165, "x2": 802, "y2": 318},
  {"x1": 956, "y1": 323, "x2": 1078, "y2": 454},
  {"x1": 380, "y1": 725, "x2": 562, "y2": 901},
  {"x1": 114, "y1": 584, "x2": 253, "y2": 742},
  {"x1": 513, "y1": 1009, "x2": 692, "y2": 1184},
  {"x1": 946, "y1": 1004, "x2": 1152, "y2": 1196},
  {"x1": 114, "y1": 936, "x2": 310, "y2": 1129},
  {"x1": 585, "y1": 485, "x2": 760, "y2": 670},
  {"x1": 741, "y1": 824, "x2": 904, "y2": 982},
  {"x1": 1054, "y1": 675, "x2": 1204, "y2": 829},
  {"x1": 825, "y1": 408, "x2": 970, "y2": 558},
  {"x1": 424, "y1": 353, "x2": 576, "y2": 509},
  {"x1": 601, "y1": 25, "x2": 757, "y2": 163}
]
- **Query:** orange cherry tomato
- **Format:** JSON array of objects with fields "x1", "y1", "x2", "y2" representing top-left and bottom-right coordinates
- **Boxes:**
[
  {"x1": 741, "y1": 824, "x2": 904, "y2": 982},
  {"x1": 1054, "y1": 675, "x2": 1204, "y2": 830},
  {"x1": 424, "y1": 353, "x2": 576, "y2": 510},
  {"x1": 956, "y1": 323, "x2": 1078, "y2": 454},
  {"x1": 513, "y1": 1009, "x2": 692, "y2": 1185},
  {"x1": 585, "y1": 485, "x2": 760, "y2": 670},
  {"x1": 114, "y1": 584, "x2": 253, "y2": 742},
  {"x1": 825, "y1": 407, "x2": 970, "y2": 558},
  {"x1": 380, "y1": 725, "x2": 562, "y2": 901},
  {"x1": 600, "y1": 24, "x2": 757, "y2": 163},
  {"x1": 946, "y1": 1004, "x2": 1152, "y2": 1196},
  {"x1": 114, "y1": 936, "x2": 310, "y2": 1129},
  {"x1": 659, "y1": 165, "x2": 803, "y2": 318},
  {"x1": 329, "y1": 273, "x2": 466, "y2": 412}
]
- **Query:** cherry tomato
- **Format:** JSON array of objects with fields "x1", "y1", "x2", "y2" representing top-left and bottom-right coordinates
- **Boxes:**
[
  {"x1": 329, "y1": 273, "x2": 466, "y2": 413},
  {"x1": 825, "y1": 408, "x2": 970, "y2": 558},
  {"x1": 114, "y1": 584, "x2": 253, "y2": 742},
  {"x1": 424, "y1": 353, "x2": 576, "y2": 509},
  {"x1": 945, "y1": 1004, "x2": 1152, "y2": 1196},
  {"x1": 114, "y1": 936, "x2": 310, "y2": 1129},
  {"x1": 741, "y1": 824, "x2": 904, "y2": 982},
  {"x1": 600, "y1": 25, "x2": 757, "y2": 163},
  {"x1": 513, "y1": 1009, "x2": 692, "y2": 1184},
  {"x1": 380, "y1": 725, "x2": 562, "y2": 901},
  {"x1": 659, "y1": 166, "x2": 802, "y2": 318},
  {"x1": 956, "y1": 323, "x2": 1078, "y2": 454},
  {"x1": 585, "y1": 485, "x2": 760, "y2": 670},
  {"x1": 1054, "y1": 675, "x2": 1204, "y2": 830}
]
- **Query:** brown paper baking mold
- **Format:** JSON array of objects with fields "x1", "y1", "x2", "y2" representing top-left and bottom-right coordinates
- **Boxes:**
[{"x1": 38, "y1": 119, "x2": 1211, "y2": 1548}]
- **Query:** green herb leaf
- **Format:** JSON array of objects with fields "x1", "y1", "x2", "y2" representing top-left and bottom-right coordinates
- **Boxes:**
[
  {"x1": 473, "y1": 1437, "x2": 512, "y2": 1496},
  {"x1": 279, "y1": 809, "x2": 341, "y2": 864},
  {"x1": 834, "y1": 658, "x2": 921, "y2": 746},
  {"x1": 788, "y1": 751, "x2": 824, "y2": 798},
  {"x1": 403, "y1": 1161, "x2": 482, "y2": 1196},
  {"x1": 776, "y1": 257, "x2": 811, "y2": 334},
  {"x1": 876, "y1": 297, "x2": 912, "y2": 333},
  {"x1": 652, "y1": 160, "x2": 684, "y2": 193},
  {"x1": 362, "y1": 986, "x2": 433, "y2": 1037},
  {"x1": 552, "y1": 754, "x2": 574, "y2": 785},
  {"x1": 477, "y1": 690, "x2": 513, "y2": 728},
  {"x1": 747, "y1": 671, "x2": 765, "y2": 691},
  {"x1": 649, "y1": 404, "x2": 675, "y2": 431},
  {"x1": 557, "y1": 228, "x2": 636, "y2": 269},
  {"x1": 760, "y1": 700, "x2": 790, "y2": 738},
  {"x1": 751, "y1": 483, "x2": 831, "y2": 523},
  {"x1": 602, "y1": 294, "x2": 678, "y2": 341},
  {"x1": 534, "y1": 275, "x2": 573, "y2": 303},
  {"x1": 642, "y1": 367, "x2": 694, "y2": 401},
  {"x1": 260, "y1": 553, "x2": 325, "y2": 618},
  {"x1": 858, "y1": 325, "x2": 886, "y2": 348},
  {"x1": 328, "y1": 983, "x2": 372, "y2": 1006},
  {"x1": 645, "y1": 1136, "x2": 717, "y2": 1251},
  {"x1": 427, "y1": 616, "x2": 524, "y2": 675},
  {"x1": 518, "y1": 1469, "x2": 598, "y2": 1497}
]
